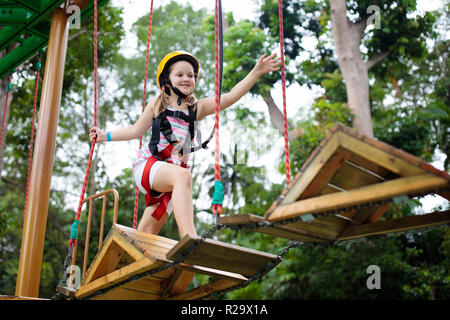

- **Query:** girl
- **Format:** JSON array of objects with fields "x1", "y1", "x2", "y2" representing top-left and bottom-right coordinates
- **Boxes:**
[{"x1": 90, "y1": 50, "x2": 281, "y2": 238}]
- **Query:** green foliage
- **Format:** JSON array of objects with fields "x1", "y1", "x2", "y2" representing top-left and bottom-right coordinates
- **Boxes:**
[
  {"x1": 0, "y1": 0, "x2": 447, "y2": 301},
  {"x1": 226, "y1": 228, "x2": 449, "y2": 300}
]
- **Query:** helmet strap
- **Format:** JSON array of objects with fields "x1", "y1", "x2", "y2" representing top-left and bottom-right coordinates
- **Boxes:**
[{"x1": 167, "y1": 80, "x2": 189, "y2": 106}]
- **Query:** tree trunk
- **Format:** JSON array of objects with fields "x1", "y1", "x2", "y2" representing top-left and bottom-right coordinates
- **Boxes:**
[
  {"x1": 329, "y1": 0, "x2": 374, "y2": 137},
  {"x1": 262, "y1": 93, "x2": 302, "y2": 141}
]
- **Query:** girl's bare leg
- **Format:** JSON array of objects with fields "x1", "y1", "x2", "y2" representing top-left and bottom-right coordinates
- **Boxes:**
[
  {"x1": 137, "y1": 204, "x2": 169, "y2": 234},
  {"x1": 149, "y1": 163, "x2": 197, "y2": 238}
]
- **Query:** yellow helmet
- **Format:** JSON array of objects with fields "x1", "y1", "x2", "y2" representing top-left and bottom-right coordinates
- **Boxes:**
[{"x1": 156, "y1": 51, "x2": 200, "y2": 90}]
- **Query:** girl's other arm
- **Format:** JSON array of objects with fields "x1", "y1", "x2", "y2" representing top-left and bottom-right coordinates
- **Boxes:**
[
  {"x1": 196, "y1": 53, "x2": 281, "y2": 120},
  {"x1": 90, "y1": 97, "x2": 156, "y2": 143}
]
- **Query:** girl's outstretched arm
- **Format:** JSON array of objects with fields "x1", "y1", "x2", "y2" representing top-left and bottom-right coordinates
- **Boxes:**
[
  {"x1": 196, "y1": 53, "x2": 281, "y2": 121},
  {"x1": 90, "y1": 97, "x2": 156, "y2": 143}
]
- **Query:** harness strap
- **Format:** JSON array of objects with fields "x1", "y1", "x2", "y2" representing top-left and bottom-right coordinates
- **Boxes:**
[
  {"x1": 141, "y1": 155, "x2": 171, "y2": 221},
  {"x1": 140, "y1": 144, "x2": 188, "y2": 221},
  {"x1": 149, "y1": 107, "x2": 198, "y2": 159}
]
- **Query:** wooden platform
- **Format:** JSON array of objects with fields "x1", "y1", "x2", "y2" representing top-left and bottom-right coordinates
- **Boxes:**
[
  {"x1": 220, "y1": 123, "x2": 450, "y2": 242},
  {"x1": 62, "y1": 224, "x2": 279, "y2": 300},
  {"x1": 0, "y1": 295, "x2": 48, "y2": 300}
]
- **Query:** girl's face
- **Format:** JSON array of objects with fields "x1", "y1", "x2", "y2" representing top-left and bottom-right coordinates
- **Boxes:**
[{"x1": 168, "y1": 60, "x2": 196, "y2": 96}]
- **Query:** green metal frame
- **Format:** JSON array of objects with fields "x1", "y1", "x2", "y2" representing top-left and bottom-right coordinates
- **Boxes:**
[{"x1": 0, "y1": 0, "x2": 109, "y2": 78}]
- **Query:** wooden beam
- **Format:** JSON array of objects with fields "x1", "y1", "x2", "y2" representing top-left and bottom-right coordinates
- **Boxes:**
[
  {"x1": 271, "y1": 133, "x2": 341, "y2": 211},
  {"x1": 75, "y1": 258, "x2": 164, "y2": 299},
  {"x1": 268, "y1": 173, "x2": 449, "y2": 222},
  {"x1": 166, "y1": 234, "x2": 278, "y2": 277},
  {"x1": 329, "y1": 160, "x2": 384, "y2": 191},
  {"x1": 297, "y1": 147, "x2": 351, "y2": 200},
  {"x1": 160, "y1": 269, "x2": 194, "y2": 299},
  {"x1": 166, "y1": 279, "x2": 241, "y2": 300},
  {"x1": 0, "y1": 295, "x2": 49, "y2": 300},
  {"x1": 338, "y1": 210, "x2": 450, "y2": 240},
  {"x1": 114, "y1": 224, "x2": 177, "y2": 261},
  {"x1": 219, "y1": 214, "x2": 332, "y2": 242},
  {"x1": 82, "y1": 232, "x2": 126, "y2": 285},
  {"x1": 337, "y1": 131, "x2": 427, "y2": 177},
  {"x1": 15, "y1": 8, "x2": 69, "y2": 298},
  {"x1": 176, "y1": 264, "x2": 247, "y2": 283},
  {"x1": 89, "y1": 286, "x2": 160, "y2": 300}
]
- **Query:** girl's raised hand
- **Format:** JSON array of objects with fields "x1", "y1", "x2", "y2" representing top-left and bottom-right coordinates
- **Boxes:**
[
  {"x1": 89, "y1": 127, "x2": 106, "y2": 143},
  {"x1": 254, "y1": 53, "x2": 281, "y2": 77}
]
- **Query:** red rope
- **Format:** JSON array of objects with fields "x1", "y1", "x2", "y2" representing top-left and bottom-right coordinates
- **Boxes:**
[
  {"x1": 93, "y1": 0, "x2": 98, "y2": 128},
  {"x1": 133, "y1": 0, "x2": 154, "y2": 229},
  {"x1": 212, "y1": 0, "x2": 222, "y2": 216},
  {"x1": 70, "y1": 0, "x2": 98, "y2": 247},
  {"x1": 278, "y1": 0, "x2": 291, "y2": 186},
  {"x1": 23, "y1": 56, "x2": 41, "y2": 224},
  {"x1": 0, "y1": 77, "x2": 11, "y2": 154}
]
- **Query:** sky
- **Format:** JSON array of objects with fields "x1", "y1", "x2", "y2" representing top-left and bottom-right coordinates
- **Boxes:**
[{"x1": 95, "y1": 0, "x2": 447, "y2": 216}]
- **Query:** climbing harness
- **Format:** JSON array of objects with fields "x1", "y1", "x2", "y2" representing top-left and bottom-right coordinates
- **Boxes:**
[
  {"x1": 149, "y1": 106, "x2": 198, "y2": 158},
  {"x1": 140, "y1": 144, "x2": 188, "y2": 221}
]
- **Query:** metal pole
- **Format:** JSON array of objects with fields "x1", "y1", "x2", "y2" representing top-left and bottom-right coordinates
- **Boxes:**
[{"x1": 15, "y1": 8, "x2": 69, "y2": 297}]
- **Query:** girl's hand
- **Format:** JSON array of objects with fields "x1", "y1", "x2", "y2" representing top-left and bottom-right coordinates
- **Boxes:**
[
  {"x1": 253, "y1": 53, "x2": 281, "y2": 77},
  {"x1": 90, "y1": 127, "x2": 106, "y2": 143}
]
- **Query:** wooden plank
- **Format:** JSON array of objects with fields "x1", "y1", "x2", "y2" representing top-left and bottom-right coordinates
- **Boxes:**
[
  {"x1": 82, "y1": 227, "x2": 147, "y2": 285},
  {"x1": 297, "y1": 147, "x2": 351, "y2": 200},
  {"x1": 288, "y1": 215, "x2": 348, "y2": 239},
  {"x1": 367, "y1": 202, "x2": 392, "y2": 223},
  {"x1": 160, "y1": 269, "x2": 195, "y2": 298},
  {"x1": 219, "y1": 213, "x2": 266, "y2": 226},
  {"x1": 176, "y1": 264, "x2": 247, "y2": 283},
  {"x1": 89, "y1": 286, "x2": 160, "y2": 300},
  {"x1": 349, "y1": 203, "x2": 391, "y2": 225},
  {"x1": 111, "y1": 228, "x2": 146, "y2": 260},
  {"x1": 337, "y1": 131, "x2": 427, "y2": 177},
  {"x1": 83, "y1": 236, "x2": 125, "y2": 284},
  {"x1": 338, "y1": 210, "x2": 450, "y2": 240},
  {"x1": 82, "y1": 230, "x2": 117, "y2": 285},
  {"x1": 115, "y1": 224, "x2": 177, "y2": 248},
  {"x1": 75, "y1": 258, "x2": 163, "y2": 299},
  {"x1": 255, "y1": 224, "x2": 332, "y2": 242},
  {"x1": 220, "y1": 213, "x2": 348, "y2": 242},
  {"x1": 329, "y1": 161, "x2": 384, "y2": 191},
  {"x1": 270, "y1": 133, "x2": 341, "y2": 213},
  {"x1": 122, "y1": 275, "x2": 168, "y2": 296},
  {"x1": 114, "y1": 224, "x2": 177, "y2": 261},
  {"x1": 320, "y1": 184, "x2": 343, "y2": 196},
  {"x1": 337, "y1": 124, "x2": 450, "y2": 181},
  {"x1": 268, "y1": 173, "x2": 449, "y2": 222},
  {"x1": 0, "y1": 295, "x2": 49, "y2": 300},
  {"x1": 166, "y1": 279, "x2": 241, "y2": 300},
  {"x1": 166, "y1": 235, "x2": 278, "y2": 277},
  {"x1": 346, "y1": 152, "x2": 394, "y2": 179}
]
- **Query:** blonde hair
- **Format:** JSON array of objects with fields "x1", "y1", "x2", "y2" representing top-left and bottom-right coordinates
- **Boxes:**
[{"x1": 152, "y1": 91, "x2": 197, "y2": 118}]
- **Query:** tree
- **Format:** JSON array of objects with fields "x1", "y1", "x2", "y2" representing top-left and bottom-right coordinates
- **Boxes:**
[{"x1": 258, "y1": 0, "x2": 436, "y2": 137}]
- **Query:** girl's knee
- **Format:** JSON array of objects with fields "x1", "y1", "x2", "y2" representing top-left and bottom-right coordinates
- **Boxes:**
[{"x1": 176, "y1": 168, "x2": 192, "y2": 189}]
